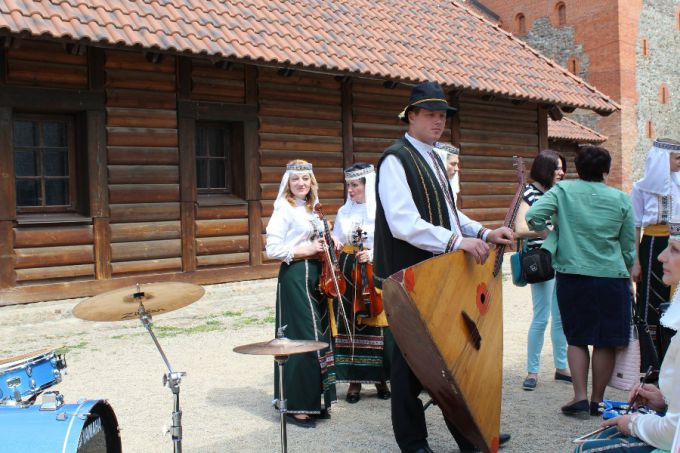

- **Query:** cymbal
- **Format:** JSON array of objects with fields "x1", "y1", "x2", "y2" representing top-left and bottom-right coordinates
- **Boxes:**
[
  {"x1": 233, "y1": 337, "x2": 328, "y2": 357},
  {"x1": 72, "y1": 282, "x2": 205, "y2": 322}
]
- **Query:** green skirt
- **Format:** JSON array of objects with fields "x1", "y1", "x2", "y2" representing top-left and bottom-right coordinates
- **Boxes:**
[
  {"x1": 273, "y1": 259, "x2": 336, "y2": 414},
  {"x1": 333, "y1": 252, "x2": 394, "y2": 384}
]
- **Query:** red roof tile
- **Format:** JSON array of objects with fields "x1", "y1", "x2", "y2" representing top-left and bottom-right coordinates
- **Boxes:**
[
  {"x1": 0, "y1": 0, "x2": 619, "y2": 114},
  {"x1": 549, "y1": 117, "x2": 608, "y2": 143}
]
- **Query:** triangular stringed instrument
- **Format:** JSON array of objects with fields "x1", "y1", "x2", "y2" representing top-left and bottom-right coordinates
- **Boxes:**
[{"x1": 382, "y1": 156, "x2": 526, "y2": 453}]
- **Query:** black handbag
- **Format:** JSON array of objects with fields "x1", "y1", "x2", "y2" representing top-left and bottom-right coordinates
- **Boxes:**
[{"x1": 521, "y1": 247, "x2": 554, "y2": 284}]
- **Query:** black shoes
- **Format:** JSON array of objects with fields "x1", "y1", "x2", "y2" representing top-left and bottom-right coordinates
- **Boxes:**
[
  {"x1": 561, "y1": 399, "x2": 590, "y2": 417},
  {"x1": 554, "y1": 371, "x2": 573, "y2": 383},
  {"x1": 499, "y1": 433, "x2": 511, "y2": 446},
  {"x1": 590, "y1": 401, "x2": 602, "y2": 416},
  {"x1": 285, "y1": 414, "x2": 316, "y2": 428},
  {"x1": 376, "y1": 382, "x2": 391, "y2": 400}
]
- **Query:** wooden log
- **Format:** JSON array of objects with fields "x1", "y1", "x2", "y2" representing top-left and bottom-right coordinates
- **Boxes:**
[
  {"x1": 7, "y1": 60, "x2": 87, "y2": 87},
  {"x1": 259, "y1": 116, "x2": 342, "y2": 137},
  {"x1": 93, "y1": 218, "x2": 111, "y2": 280},
  {"x1": 258, "y1": 70, "x2": 340, "y2": 89},
  {"x1": 88, "y1": 110, "x2": 109, "y2": 218},
  {"x1": 196, "y1": 204, "x2": 248, "y2": 220},
  {"x1": 7, "y1": 43, "x2": 86, "y2": 65},
  {"x1": 110, "y1": 239, "x2": 182, "y2": 262},
  {"x1": 244, "y1": 119, "x2": 259, "y2": 200},
  {"x1": 460, "y1": 130, "x2": 539, "y2": 147},
  {"x1": 458, "y1": 208, "x2": 510, "y2": 222},
  {"x1": 460, "y1": 182, "x2": 518, "y2": 196},
  {"x1": 109, "y1": 203, "x2": 180, "y2": 222},
  {"x1": 108, "y1": 165, "x2": 179, "y2": 184},
  {"x1": 111, "y1": 258, "x2": 182, "y2": 275},
  {"x1": 352, "y1": 153, "x2": 381, "y2": 165},
  {"x1": 109, "y1": 184, "x2": 179, "y2": 204},
  {"x1": 460, "y1": 118, "x2": 538, "y2": 135},
  {"x1": 15, "y1": 264, "x2": 94, "y2": 282},
  {"x1": 460, "y1": 169, "x2": 521, "y2": 183},
  {"x1": 15, "y1": 245, "x2": 94, "y2": 269},
  {"x1": 105, "y1": 69, "x2": 176, "y2": 92},
  {"x1": 460, "y1": 103, "x2": 538, "y2": 121},
  {"x1": 352, "y1": 122, "x2": 407, "y2": 140},
  {"x1": 180, "y1": 201, "x2": 196, "y2": 272},
  {"x1": 259, "y1": 133, "x2": 342, "y2": 153},
  {"x1": 248, "y1": 200, "x2": 262, "y2": 266},
  {"x1": 353, "y1": 137, "x2": 400, "y2": 153},
  {"x1": 353, "y1": 111, "x2": 406, "y2": 126},
  {"x1": 108, "y1": 146, "x2": 179, "y2": 165},
  {"x1": 196, "y1": 218, "x2": 249, "y2": 237},
  {"x1": 191, "y1": 61, "x2": 245, "y2": 80},
  {"x1": 0, "y1": 221, "x2": 15, "y2": 288},
  {"x1": 458, "y1": 156, "x2": 531, "y2": 170},
  {"x1": 459, "y1": 144, "x2": 538, "y2": 158},
  {"x1": 197, "y1": 252, "x2": 249, "y2": 267},
  {"x1": 259, "y1": 149, "x2": 343, "y2": 168},
  {"x1": 14, "y1": 225, "x2": 93, "y2": 248},
  {"x1": 110, "y1": 221, "x2": 181, "y2": 243},
  {"x1": 0, "y1": 263, "x2": 279, "y2": 305},
  {"x1": 259, "y1": 86, "x2": 340, "y2": 105},
  {"x1": 107, "y1": 127, "x2": 178, "y2": 148},
  {"x1": 104, "y1": 50, "x2": 175, "y2": 73},
  {"x1": 259, "y1": 99, "x2": 340, "y2": 121},
  {"x1": 196, "y1": 235, "x2": 249, "y2": 255},
  {"x1": 0, "y1": 108, "x2": 15, "y2": 221},
  {"x1": 459, "y1": 195, "x2": 515, "y2": 209},
  {"x1": 106, "y1": 108, "x2": 177, "y2": 129},
  {"x1": 106, "y1": 88, "x2": 177, "y2": 109}
]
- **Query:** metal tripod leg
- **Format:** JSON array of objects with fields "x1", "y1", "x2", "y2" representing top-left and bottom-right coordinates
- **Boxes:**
[{"x1": 275, "y1": 355, "x2": 289, "y2": 453}]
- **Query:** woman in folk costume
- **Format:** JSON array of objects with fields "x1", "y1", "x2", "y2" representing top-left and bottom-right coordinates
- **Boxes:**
[
  {"x1": 631, "y1": 139, "x2": 680, "y2": 369},
  {"x1": 265, "y1": 159, "x2": 336, "y2": 427},
  {"x1": 433, "y1": 142, "x2": 460, "y2": 204},
  {"x1": 331, "y1": 163, "x2": 393, "y2": 403},
  {"x1": 573, "y1": 217, "x2": 680, "y2": 453}
]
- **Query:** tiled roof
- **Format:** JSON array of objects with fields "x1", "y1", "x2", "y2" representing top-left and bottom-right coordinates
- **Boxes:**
[
  {"x1": 0, "y1": 0, "x2": 619, "y2": 114},
  {"x1": 549, "y1": 117, "x2": 607, "y2": 143}
]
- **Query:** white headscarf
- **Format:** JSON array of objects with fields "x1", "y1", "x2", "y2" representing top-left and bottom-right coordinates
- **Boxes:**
[
  {"x1": 341, "y1": 164, "x2": 376, "y2": 222},
  {"x1": 273, "y1": 162, "x2": 318, "y2": 210},
  {"x1": 434, "y1": 142, "x2": 460, "y2": 197},
  {"x1": 634, "y1": 139, "x2": 680, "y2": 196},
  {"x1": 662, "y1": 217, "x2": 680, "y2": 331}
]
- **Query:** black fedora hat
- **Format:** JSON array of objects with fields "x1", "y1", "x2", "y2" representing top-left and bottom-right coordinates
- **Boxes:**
[{"x1": 398, "y1": 81, "x2": 457, "y2": 123}]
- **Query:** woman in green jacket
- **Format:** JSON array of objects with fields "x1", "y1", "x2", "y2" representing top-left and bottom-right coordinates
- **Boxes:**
[{"x1": 526, "y1": 145, "x2": 636, "y2": 417}]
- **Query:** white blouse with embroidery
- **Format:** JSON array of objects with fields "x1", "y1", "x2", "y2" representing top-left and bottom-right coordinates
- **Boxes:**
[
  {"x1": 631, "y1": 183, "x2": 680, "y2": 228},
  {"x1": 265, "y1": 198, "x2": 324, "y2": 264}
]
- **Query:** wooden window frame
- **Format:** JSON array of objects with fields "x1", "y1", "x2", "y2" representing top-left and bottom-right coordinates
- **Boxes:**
[
  {"x1": 195, "y1": 121, "x2": 245, "y2": 199},
  {"x1": 14, "y1": 113, "x2": 78, "y2": 214}
]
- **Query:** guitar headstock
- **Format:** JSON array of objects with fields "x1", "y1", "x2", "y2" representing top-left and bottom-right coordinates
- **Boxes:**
[{"x1": 513, "y1": 156, "x2": 526, "y2": 186}]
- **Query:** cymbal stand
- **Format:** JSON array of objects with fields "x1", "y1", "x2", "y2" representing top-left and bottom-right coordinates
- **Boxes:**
[
  {"x1": 134, "y1": 287, "x2": 186, "y2": 453},
  {"x1": 274, "y1": 326, "x2": 289, "y2": 453}
]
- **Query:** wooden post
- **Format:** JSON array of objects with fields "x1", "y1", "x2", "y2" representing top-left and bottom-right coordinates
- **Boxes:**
[
  {"x1": 87, "y1": 109, "x2": 111, "y2": 279},
  {"x1": 449, "y1": 91, "x2": 462, "y2": 148},
  {"x1": 178, "y1": 114, "x2": 197, "y2": 273},
  {"x1": 248, "y1": 201, "x2": 262, "y2": 266},
  {"x1": 538, "y1": 105, "x2": 549, "y2": 152},
  {"x1": 0, "y1": 107, "x2": 14, "y2": 288},
  {"x1": 341, "y1": 78, "x2": 354, "y2": 169}
]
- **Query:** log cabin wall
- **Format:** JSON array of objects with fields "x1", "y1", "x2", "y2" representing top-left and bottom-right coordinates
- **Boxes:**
[
  {"x1": 457, "y1": 96, "x2": 542, "y2": 228},
  {"x1": 105, "y1": 51, "x2": 182, "y2": 277},
  {"x1": 548, "y1": 141, "x2": 580, "y2": 181},
  {"x1": 257, "y1": 69, "x2": 344, "y2": 262},
  {"x1": 7, "y1": 41, "x2": 96, "y2": 285}
]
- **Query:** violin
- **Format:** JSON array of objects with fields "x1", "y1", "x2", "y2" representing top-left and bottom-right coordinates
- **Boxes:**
[
  {"x1": 351, "y1": 228, "x2": 383, "y2": 319},
  {"x1": 313, "y1": 203, "x2": 346, "y2": 298}
]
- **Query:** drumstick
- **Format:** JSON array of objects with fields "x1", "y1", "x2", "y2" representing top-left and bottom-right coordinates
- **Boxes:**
[{"x1": 573, "y1": 366, "x2": 654, "y2": 444}]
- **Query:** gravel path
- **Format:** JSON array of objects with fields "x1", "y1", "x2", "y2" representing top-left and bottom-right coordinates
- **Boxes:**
[{"x1": 0, "y1": 266, "x2": 627, "y2": 452}]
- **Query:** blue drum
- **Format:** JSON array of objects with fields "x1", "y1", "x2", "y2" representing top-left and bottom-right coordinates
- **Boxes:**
[
  {"x1": 0, "y1": 349, "x2": 66, "y2": 403},
  {"x1": 0, "y1": 397, "x2": 121, "y2": 452}
]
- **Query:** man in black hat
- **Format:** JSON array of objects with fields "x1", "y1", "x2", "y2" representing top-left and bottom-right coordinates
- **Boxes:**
[{"x1": 373, "y1": 81, "x2": 514, "y2": 453}]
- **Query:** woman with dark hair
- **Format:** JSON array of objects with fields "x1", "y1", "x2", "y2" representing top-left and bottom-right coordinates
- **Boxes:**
[
  {"x1": 332, "y1": 163, "x2": 393, "y2": 403},
  {"x1": 526, "y1": 146, "x2": 636, "y2": 416},
  {"x1": 514, "y1": 150, "x2": 570, "y2": 391}
]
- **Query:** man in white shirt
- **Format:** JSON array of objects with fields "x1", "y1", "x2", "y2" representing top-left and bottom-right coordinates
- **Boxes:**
[{"x1": 373, "y1": 81, "x2": 513, "y2": 453}]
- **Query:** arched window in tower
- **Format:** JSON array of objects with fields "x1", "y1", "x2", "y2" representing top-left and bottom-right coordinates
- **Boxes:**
[
  {"x1": 660, "y1": 84, "x2": 669, "y2": 104},
  {"x1": 646, "y1": 121, "x2": 654, "y2": 139},
  {"x1": 567, "y1": 57, "x2": 580, "y2": 75},
  {"x1": 641, "y1": 38, "x2": 649, "y2": 57},
  {"x1": 515, "y1": 13, "x2": 526, "y2": 34},
  {"x1": 555, "y1": 2, "x2": 567, "y2": 26}
]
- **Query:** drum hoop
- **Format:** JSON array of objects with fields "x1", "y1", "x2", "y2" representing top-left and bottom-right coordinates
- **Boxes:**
[{"x1": 0, "y1": 350, "x2": 56, "y2": 371}]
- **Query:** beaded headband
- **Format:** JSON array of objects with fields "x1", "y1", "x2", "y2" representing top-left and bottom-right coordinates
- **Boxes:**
[
  {"x1": 286, "y1": 163, "x2": 313, "y2": 172},
  {"x1": 671, "y1": 218, "x2": 680, "y2": 240},
  {"x1": 654, "y1": 139, "x2": 680, "y2": 152},
  {"x1": 435, "y1": 142, "x2": 459, "y2": 156},
  {"x1": 345, "y1": 165, "x2": 375, "y2": 181}
]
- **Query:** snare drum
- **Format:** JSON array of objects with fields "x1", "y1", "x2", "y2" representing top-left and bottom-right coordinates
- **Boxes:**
[
  {"x1": 0, "y1": 349, "x2": 66, "y2": 403},
  {"x1": 0, "y1": 398, "x2": 121, "y2": 452}
]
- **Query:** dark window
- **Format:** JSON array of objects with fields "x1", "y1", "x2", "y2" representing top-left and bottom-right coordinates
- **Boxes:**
[
  {"x1": 14, "y1": 115, "x2": 76, "y2": 212},
  {"x1": 642, "y1": 38, "x2": 649, "y2": 56},
  {"x1": 515, "y1": 13, "x2": 526, "y2": 34},
  {"x1": 556, "y1": 3, "x2": 566, "y2": 26},
  {"x1": 195, "y1": 122, "x2": 244, "y2": 197}
]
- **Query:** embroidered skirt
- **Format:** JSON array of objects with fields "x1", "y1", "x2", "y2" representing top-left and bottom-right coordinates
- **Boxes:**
[
  {"x1": 274, "y1": 259, "x2": 336, "y2": 414},
  {"x1": 332, "y1": 252, "x2": 394, "y2": 384},
  {"x1": 637, "y1": 232, "x2": 675, "y2": 366},
  {"x1": 556, "y1": 272, "x2": 631, "y2": 347}
]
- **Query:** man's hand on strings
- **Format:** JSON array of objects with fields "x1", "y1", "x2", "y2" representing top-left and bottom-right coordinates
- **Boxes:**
[
  {"x1": 459, "y1": 238, "x2": 490, "y2": 265},
  {"x1": 487, "y1": 227, "x2": 514, "y2": 246}
]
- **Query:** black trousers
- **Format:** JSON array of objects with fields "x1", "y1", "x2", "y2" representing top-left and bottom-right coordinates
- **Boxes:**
[{"x1": 391, "y1": 343, "x2": 476, "y2": 452}]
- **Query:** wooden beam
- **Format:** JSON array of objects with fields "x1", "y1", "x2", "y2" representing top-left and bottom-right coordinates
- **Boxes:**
[
  {"x1": 0, "y1": 263, "x2": 279, "y2": 305},
  {"x1": 0, "y1": 86, "x2": 104, "y2": 111},
  {"x1": 245, "y1": 64, "x2": 257, "y2": 105},
  {"x1": 0, "y1": 46, "x2": 6, "y2": 85},
  {"x1": 177, "y1": 56, "x2": 191, "y2": 101},
  {"x1": 0, "y1": 221, "x2": 15, "y2": 289},
  {"x1": 248, "y1": 200, "x2": 262, "y2": 266},
  {"x1": 0, "y1": 107, "x2": 15, "y2": 221},
  {"x1": 93, "y1": 218, "x2": 111, "y2": 280},
  {"x1": 177, "y1": 100, "x2": 257, "y2": 121},
  {"x1": 87, "y1": 110, "x2": 108, "y2": 218},
  {"x1": 181, "y1": 201, "x2": 197, "y2": 272},
  {"x1": 244, "y1": 119, "x2": 259, "y2": 201},
  {"x1": 178, "y1": 113, "x2": 197, "y2": 272},
  {"x1": 88, "y1": 47, "x2": 106, "y2": 91},
  {"x1": 341, "y1": 77, "x2": 353, "y2": 169},
  {"x1": 449, "y1": 92, "x2": 461, "y2": 148},
  {"x1": 538, "y1": 105, "x2": 549, "y2": 152}
]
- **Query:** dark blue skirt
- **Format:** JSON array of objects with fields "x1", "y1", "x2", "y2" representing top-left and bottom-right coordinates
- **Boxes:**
[{"x1": 555, "y1": 272, "x2": 631, "y2": 347}]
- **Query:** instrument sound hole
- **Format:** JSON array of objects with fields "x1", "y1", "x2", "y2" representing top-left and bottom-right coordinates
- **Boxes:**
[{"x1": 479, "y1": 293, "x2": 486, "y2": 305}]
